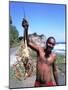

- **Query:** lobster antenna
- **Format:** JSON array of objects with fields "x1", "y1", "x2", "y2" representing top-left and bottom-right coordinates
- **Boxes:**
[
  {"x1": 22, "y1": 7, "x2": 28, "y2": 44},
  {"x1": 23, "y1": 7, "x2": 26, "y2": 19}
]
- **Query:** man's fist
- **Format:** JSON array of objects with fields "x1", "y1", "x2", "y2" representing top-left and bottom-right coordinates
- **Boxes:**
[{"x1": 22, "y1": 18, "x2": 29, "y2": 30}]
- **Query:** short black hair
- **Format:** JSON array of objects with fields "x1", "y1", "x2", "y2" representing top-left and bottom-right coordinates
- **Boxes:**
[{"x1": 46, "y1": 37, "x2": 56, "y2": 44}]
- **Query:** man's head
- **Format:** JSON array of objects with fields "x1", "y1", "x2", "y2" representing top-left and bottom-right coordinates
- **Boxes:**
[{"x1": 46, "y1": 37, "x2": 56, "y2": 52}]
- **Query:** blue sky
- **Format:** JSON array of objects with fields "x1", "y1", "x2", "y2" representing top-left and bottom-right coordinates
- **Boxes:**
[{"x1": 9, "y1": 1, "x2": 66, "y2": 42}]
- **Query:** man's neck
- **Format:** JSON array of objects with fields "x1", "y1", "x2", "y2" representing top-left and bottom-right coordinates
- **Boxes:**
[{"x1": 45, "y1": 49, "x2": 52, "y2": 58}]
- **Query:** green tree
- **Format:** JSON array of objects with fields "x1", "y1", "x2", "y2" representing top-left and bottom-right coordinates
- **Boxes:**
[
  {"x1": 10, "y1": 16, "x2": 12, "y2": 24},
  {"x1": 9, "y1": 16, "x2": 19, "y2": 47}
]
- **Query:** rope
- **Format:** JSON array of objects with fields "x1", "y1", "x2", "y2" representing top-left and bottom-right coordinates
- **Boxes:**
[{"x1": 21, "y1": 31, "x2": 29, "y2": 59}]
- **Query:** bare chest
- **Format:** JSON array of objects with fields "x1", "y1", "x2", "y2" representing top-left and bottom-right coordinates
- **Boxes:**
[{"x1": 38, "y1": 52, "x2": 54, "y2": 65}]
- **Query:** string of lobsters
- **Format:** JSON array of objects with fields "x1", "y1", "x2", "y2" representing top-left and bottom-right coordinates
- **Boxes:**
[{"x1": 13, "y1": 17, "x2": 35, "y2": 80}]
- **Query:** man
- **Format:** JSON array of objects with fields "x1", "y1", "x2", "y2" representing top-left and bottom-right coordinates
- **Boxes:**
[{"x1": 22, "y1": 18, "x2": 58, "y2": 87}]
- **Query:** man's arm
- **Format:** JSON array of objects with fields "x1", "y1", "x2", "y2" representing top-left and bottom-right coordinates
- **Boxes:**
[
  {"x1": 22, "y1": 18, "x2": 40, "y2": 51},
  {"x1": 52, "y1": 62, "x2": 59, "y2": 85}
]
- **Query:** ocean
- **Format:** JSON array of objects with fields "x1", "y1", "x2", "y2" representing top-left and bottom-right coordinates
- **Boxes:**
[{"x1": 53, "y1": 43, "x2": 65, "y2": 55}]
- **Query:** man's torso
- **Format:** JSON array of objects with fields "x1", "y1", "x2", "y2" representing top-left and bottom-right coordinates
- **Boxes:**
[{"x1": 36, "y1": 47, "x2": 56, "y2": 83}]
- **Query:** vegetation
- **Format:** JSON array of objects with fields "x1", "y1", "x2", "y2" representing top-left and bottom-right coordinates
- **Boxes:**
[
  {"x1": 56, "y1": 54, "x2": 65, "y2": 64},
  {"x1": 9, "y1": 67, "x2": 15, "y2": 79},
  {"x1": 56, "y1": 54, "x2": 65, "y2": 73},
  {"x1": 9, "y1": 16, "x2": 19, "y2": 48}
]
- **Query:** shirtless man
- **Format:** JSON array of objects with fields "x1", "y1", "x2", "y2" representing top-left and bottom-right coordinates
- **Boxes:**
[{"x1": 22, "y1": 18, "x2": 58, "y2": 87}]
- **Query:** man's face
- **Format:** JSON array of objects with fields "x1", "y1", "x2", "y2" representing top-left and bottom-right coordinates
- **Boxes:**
[{"x1": 46, "y1": 38, "x2": 55, "y2": 52}]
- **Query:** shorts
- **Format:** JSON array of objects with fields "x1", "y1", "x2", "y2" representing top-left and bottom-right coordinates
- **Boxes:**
[{"x1": 34, "y1": 80, "x2": 56, "y2": 87}]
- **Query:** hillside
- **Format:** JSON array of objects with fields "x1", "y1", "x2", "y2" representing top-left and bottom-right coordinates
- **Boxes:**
[{"x1": 19, "y1": 33, "x2": 46, "y2": 47}]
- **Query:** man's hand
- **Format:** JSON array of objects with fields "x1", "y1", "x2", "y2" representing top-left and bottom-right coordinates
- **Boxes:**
[{"x1": 22, "y1": 18, "x2": 29, "y2": 30}]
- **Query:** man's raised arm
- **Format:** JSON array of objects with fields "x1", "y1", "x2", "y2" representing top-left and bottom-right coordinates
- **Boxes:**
[{"x1": 22, "y1": 18, "x2": 39, "y2": 51}]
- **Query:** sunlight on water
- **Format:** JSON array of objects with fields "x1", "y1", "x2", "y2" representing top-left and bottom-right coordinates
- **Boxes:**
[{"x1": 53, "y1": 44, "x2": 65, "y2": 54}]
